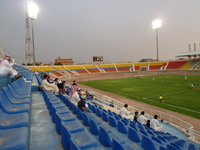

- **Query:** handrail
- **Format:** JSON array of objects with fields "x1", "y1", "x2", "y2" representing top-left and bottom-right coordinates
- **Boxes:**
[{"x1": 90, "y1": 90, "x2": 200, "y2": 143}]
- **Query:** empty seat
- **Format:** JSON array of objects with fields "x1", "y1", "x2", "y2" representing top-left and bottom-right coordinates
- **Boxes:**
[
  {"x1": 89, "y1": 118, "x2": 100, "y2": 135},
  {"x1": 102, "y1": 111, "x2": 109, "y2": 122},
  {"x1": 109, "y1": 116, "x2": 117, "y2": 127},
  {"x1": 128, "y1": 127, "x2": 141, "y2": 143},
  {"x1": 117, "y1": 121, "x2": 128, "y2": 134},
  {"x1": 142, "y1": 135, "x2": 157, "y2": 150},
  {"x1": 0, "y1": 127, "x2": 29, "y2": 150},
  {"x1": 0, "y1": 108, "x2": 29, "y2": 129},
  {"x1": 99, "y1": 126, "x2": 125, "y2": 147},
  {"x1": 112, "y1": 139, "x2": 135, "y2": 150}
]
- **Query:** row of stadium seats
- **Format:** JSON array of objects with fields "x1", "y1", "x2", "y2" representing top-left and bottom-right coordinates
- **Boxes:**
[
  {"x1": 35, "y1": 73, "x2": 200, "y2": 150},
  {"x1": 29, "y1": 60, "x2": 197, "y2": 77},
  {"x1": 86, "y1": 103, "x2": 200, "y2": 150},
  {"x1": 0, "y1": 72, "x2": 33, "y2": 150}
]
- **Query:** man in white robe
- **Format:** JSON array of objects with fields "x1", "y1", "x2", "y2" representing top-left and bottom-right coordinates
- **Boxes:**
[
  {"x1": 41, "y1": 74, "x2": 59, "y2": 94},
  {"x1": 0, "y1": 56, "x2": 18, "y2": 76}
]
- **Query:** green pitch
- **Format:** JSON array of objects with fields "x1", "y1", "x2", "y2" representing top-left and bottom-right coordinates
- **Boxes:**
[{"x1": 80, "y1": 75, "x2": 200, "y2": 119}]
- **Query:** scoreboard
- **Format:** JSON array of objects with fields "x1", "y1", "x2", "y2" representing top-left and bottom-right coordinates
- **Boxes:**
[{"x1": 93, "y1": 56, "x2": 103, "y2": 62}]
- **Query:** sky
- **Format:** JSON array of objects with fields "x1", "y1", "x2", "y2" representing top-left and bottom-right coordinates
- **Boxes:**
[{"x1": 0, "y1": 0, "x2": 200, "y2": 64}]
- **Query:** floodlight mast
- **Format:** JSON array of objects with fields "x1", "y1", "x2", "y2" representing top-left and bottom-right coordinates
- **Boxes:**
[
  {"x1": 27, "y1": 2, "x2": 39, "y2": 65},
  {"x1": 152, "y1": 20, "x2": 162, "y2": 61}
]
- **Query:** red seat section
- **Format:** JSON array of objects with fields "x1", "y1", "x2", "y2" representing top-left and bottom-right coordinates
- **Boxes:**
[
  {"x1": 166, "y1": 61, "x2": 188, "y2": 70},
  {"x1": 149, "y1": 63, "x2": 167, "y2": 70},
  {"x1": 76, "y1": 70, "x2": 88, "y2": 74},
  {"x1": 52, "y1": 72, "x2": 64, "y2": 77},
  {"x1": 134, "y1": 66, "x2": 139, "y2": 71},
  {"x1": 117, "y1": 68, "x2": 130, "y2": 72},
  {"x1": 88, "y1": 69, "x2": 100, "y2": 73},
  {"x1": 104, "y1": 68, "x2": 117, "y2": 72}
]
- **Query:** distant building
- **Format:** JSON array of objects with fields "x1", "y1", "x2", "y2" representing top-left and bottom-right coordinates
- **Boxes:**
[{"x1": 54, "y1": 57, "x2": 74, "y2": 65}]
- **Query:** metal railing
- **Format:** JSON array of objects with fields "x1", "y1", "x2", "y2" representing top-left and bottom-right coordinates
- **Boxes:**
[{"x1": 90, "y1": 90, "x2": 200, "y2": 143}]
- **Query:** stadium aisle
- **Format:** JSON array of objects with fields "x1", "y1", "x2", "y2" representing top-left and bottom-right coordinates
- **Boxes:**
[{"x1": 30, "y1": 91, "x2": 63, "y2": 150}]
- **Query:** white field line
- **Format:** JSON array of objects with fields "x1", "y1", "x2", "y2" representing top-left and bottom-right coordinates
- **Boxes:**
[{"x1": 98, "y1": 87, "x2": 200, "y2": 114}]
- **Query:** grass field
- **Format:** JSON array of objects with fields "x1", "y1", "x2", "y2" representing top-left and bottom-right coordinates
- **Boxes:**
[{"x1": 80, "y1": 75, "x2": 200, "y2": 119}]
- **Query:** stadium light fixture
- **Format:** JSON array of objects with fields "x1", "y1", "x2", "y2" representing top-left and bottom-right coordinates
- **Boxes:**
[
  {"x1": 27, "y1": 2, "x2": 39, "y2": 20},
  {"x1": 27, "y1": 2, "x2": 39, "y2": 65},
  {"x1": 152, "y1": 19, "x2": 162, "y2": 61}
]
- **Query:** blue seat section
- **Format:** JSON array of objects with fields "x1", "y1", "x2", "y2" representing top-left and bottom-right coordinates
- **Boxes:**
[
  {"x1": 35, "y1": 73, "x2": 200, "y2": 150},
  {"x1": 0, "y1": 68, "x2": 33, "y2": 150}
]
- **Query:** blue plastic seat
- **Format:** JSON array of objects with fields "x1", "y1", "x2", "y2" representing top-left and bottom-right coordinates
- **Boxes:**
[
  {"x1": 2, "y1": 87, "x2": 30, "y2": 104},
  {"x1": 99, "y1": 126, "x2": 125, "y2": 147},
  {"x1": 0, "y1": 127, "x2": 29, "y2": 150},
  {"x1": 0, "y1": 108, "x2": 29, "y2": 129},
  {"x1": 117, "y1": 121, "x2": 128, "y2": 134},
  {"x1": 70, "y1": 131, "x2": 98, "y2": 150},
  {"x1": 112, "y1": 139, "x2": 135, "y2": 150},
  {"x1": 89, "y1": 118, "x2": 100, "y2": 135},
  {"x1": 0, "y1": 92, "x2": 30, "y2": 114},
  {"x1": 109, "y1": 116, "x2": 117, "y2": 127},
  {"x1": 82, "y1": 112, "x2": 94, "y2": 127},
  {"x1": 142, "y1": 135, "x2": 157, "y2": 150},
  {"x1": 76, "y1": 107, "x2": 83, "y2": 120},
  {"x1": 167, "y1": 144, "x2": 180, "y2": 150},
  {"x1": 96, "y1": 108, "x2": 102, "y2": 117},
  {"x1": 128, "y1": 127, "x2": 141, "y2": 143},
  {"x1": 102, "y1": 111, "x2": 109, "y2": 122}
]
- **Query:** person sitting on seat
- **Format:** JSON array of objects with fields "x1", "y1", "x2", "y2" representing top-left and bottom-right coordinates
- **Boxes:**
[
  {"x1": 41, "y1": 74, "x2": 59, "y2": 94},
  {"x1": 146, "y1": 120, "x2": 151, "y2": 128},
  {"x1": 0, "y1": 55, "x2": 20, "y2": 78},
  {"x1": 57, "y1": 81, "x2": 66, "y2": 95},
  {"x1": 70, "y1": 84, "x2": 80, "y2": 104},
  {"x1": 78, "y1": 93, "x2": 90, "y2": 112},
  {"x1": 150, "y1": 115, "x2": 163, "y2": 132},
  {"x1": 137, "y1": 111, "x2": 147, "y2": 125},
  {"x1": 119, "y1": 104, "x2": 134, "y2": 121},
  {"x1": 134, "y1": 111, "x2": 139, "y2": 122}
]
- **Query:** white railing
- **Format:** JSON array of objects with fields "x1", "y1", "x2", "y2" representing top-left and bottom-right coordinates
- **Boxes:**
[{"x1": 89, "y1": 90, "x2": 200, "y2": 143}]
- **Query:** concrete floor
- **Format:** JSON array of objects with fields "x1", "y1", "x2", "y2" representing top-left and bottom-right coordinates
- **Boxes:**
[{"x1": 30, "y1": 92, "x2": 63, "y2": 150}]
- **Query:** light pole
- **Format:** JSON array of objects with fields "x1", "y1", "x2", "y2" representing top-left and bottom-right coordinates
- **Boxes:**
[
  {"x1": 152, "y1": 20, "x2": 162, "y2": 61},
  {"x1": 27, "y1": 2, "x2": 39, "y2": 65}
]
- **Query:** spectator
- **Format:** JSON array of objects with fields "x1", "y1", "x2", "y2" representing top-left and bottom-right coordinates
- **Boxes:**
[
  {"x1": 78, "y1": 93, "x2": 89, "y2": 112},
  {"x1": 134, "y1": 111, "x2": 138, "y2": 122},
  {"x1": 137, "y1": 111, "x2": 147, "y2": 125},
  {"x1": 150, "y1": 115, "x2": 163, "y2": 132},
  {"x1": 41, "y1": 74, "x2": 59, "y2": 94},
  {"x1": 0, "y1": 55, "x2": 19, "y2": 78},
  {"x1": 70, "y1": 84, "x2": 80, "y2": 104},
  {"x1": 119, "y1": 104, "x2": 134, "y2": 121},
  {"x1": 57, "y1": 81, "x2": 66, "y2": 95},
  {"x1": 53, "y1": 78, "x2": 59, "y2": 85},
  {"x1": 146, "y1": 120, "x2": 150, "y2": 128}
]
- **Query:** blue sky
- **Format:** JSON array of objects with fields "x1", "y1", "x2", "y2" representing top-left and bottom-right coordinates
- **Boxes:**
[{"x1": 0, "y1": 0, "x2": 200, "y2": 64}]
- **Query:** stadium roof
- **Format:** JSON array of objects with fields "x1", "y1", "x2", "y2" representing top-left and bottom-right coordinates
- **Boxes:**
[{"x1": 176, "y1": 51, "x2": 200, "y2": 57}]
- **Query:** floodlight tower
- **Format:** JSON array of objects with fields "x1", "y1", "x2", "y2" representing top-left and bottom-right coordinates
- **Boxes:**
[
  {"x1": 152, "y1": 20, "x2": 162, "y2": 61},
  {"x1": 25, "y1": 3, "x2": 32, "y2": 64},
  {"x1": 27, "y1": 2, "x2": 39, "y2": 65}
]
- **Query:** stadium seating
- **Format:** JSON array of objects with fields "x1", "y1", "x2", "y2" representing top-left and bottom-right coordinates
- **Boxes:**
[
  {"x1": 149, "y1": 62, "x2": 167, "y2": 70},
  {"x1": 97, "y1": 64, "x2": 117, "y2": 72},
  {"x1": 83, "y1": 65, "x2": 100, "y2": 73},
  {"x1": 115, "y1": 63, "x2": 133, "y2": 72},
  {"x1": 134, "y1": 62, "x2": 148, "y2": 71},
  {"x1": 0, "y1": 68, "x2": 32, "y2": 150},
  {"x1": 166, "y1": 61, "x2": 188, "y2": 70}
]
